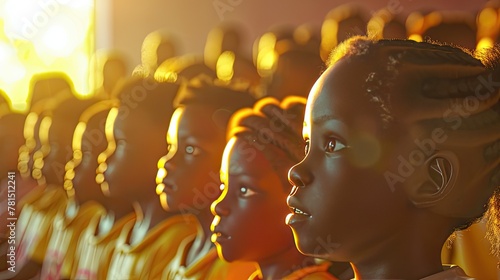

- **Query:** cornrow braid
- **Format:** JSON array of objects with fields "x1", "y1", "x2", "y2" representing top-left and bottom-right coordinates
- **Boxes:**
[
  {"x1": 228, "y1": 96, "x2": 306, "y2": 188},
  {"x1": 330, "y1": 36, "x2": 500, "y2": 257}
]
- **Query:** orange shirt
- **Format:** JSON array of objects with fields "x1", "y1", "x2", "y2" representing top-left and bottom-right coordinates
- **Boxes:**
[
  {"x1": 248, "y1": 262, "x2": 337, "y2": 280},
  {"x1": 73, "y1": 212, "x2": 136, "y2": 280},
  {"x1": 420, "y1": 266, "x2": 474, "y2": 280},
  {"x1": 161, "y1": 220, "x2": 255, "y2": 280},
  {"x1": 40, "y1": 201, "x2": 105, "y2": 279},
  {"x1": 106, "y1": 214, "x2": 198, "y2": 280},
  {"x1": 16, "y1": 185, "x2": 67, "y2": 266},
  {"x1": 441, "y1": 219, "x2": 500, "y2": 279}
]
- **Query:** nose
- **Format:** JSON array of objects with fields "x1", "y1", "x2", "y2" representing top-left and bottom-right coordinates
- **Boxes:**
[
  {"x1": 163, "y1": 147, "x2": 179, "y2": 171},
  {"x1": 288, "y1": 161, "x2": 312, "y2": 195},
  {"x1": 210, "y1": 188, "x2": 230, "y2": 217}
]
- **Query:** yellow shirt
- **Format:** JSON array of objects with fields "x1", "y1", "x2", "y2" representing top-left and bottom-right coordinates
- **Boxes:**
[
  {"x1": 16, "y1": 185, "x2": 67, "y2": 265},
  {"x1": 441, "y1": 219, "x2": 500, "y2": 280},
  {"x1": 249, "y1": 262, "x2": 337, "y2": 280},
  {"x1": 161, "y1": 223, "x2": 255, "y2": 280},
  {"x1": 107, "y1": 214, "x2": 198, "y2": 280},
  {"x1": 0, "y1": 175, "x2": 38, "y2": 240},
  {"x1": 39, "y1": 201, "x2": 105, "y2": 279},
  {"x1": 420, "y1": 266, "x2": 474, "y2": 280},
  {"x1": 14, "y1": 182, "x2": 49, "y2": 246},
  {"x1": 73, "y1": 212, "x2": 136, "y2": 280}
]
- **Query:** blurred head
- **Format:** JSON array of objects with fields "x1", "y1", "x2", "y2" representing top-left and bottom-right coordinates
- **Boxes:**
[
  {"x1": 0, "y1": 90, "x2": 11, "y2": 118},
  {"x1": 321, "y1": 4, "x2": 368, "y2": 61},
  {"x1": 211, "y1": 97, "x2": 305, "y2": 262},
  {"x1": 205, "y1": 23, "x2": 244, "y2": 70},
  {"x1": 97, "y1": 77, "x2": 179, "y2": 204},
  {"x1": 156, "y1": 78, "x2": 256, "y2": 216},
  {"x1": 28, "y1": 72, "x2": 74, "y2": 110},
  {"x1": 288, "y1": 37, "x2": 500, "y2": 261},
  {"x1": 257, "y1": 25, "x2": 324, "y2": 100},
  {"x1": 92, "y1": 51, "x2": 128, "y2": 98},
  {"x1": 407, "y1": 11, "x2": 477, "y2": 50},
  {"x1": 64, "y1": 100, "x2": 117, "y2": 204},
  {"x1": 36, "y1": 98, "x2": 97, "y2": 186},
  {"x1": 367, "y1": 8, "x2": 407, "y2": 40},
  {"x1": 155, "y1": 55, "x2": 217, "y2": 84},
  {"x1": 0, "y1": 112, "x2": 25, "y2": 178},
  {"x1": 141, "y1": 30, "x2": 179, "y2": 75}
]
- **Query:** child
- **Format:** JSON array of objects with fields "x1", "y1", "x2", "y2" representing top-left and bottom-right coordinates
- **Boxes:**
[
  {"x1": 157, "y1": 77, "x2": 256, "y2": 279},
  {"x1": 72, "y1": 101, "x2": 128, "y2": 280},
  {"x1": 38, "y1": 98, "x2": 104, "y2": 279},
  {"x1": 287, "y1": 36, "x2": 500, "y2": 279},
  {"x1": 211, "y1": 96, "x2": 352, "y2": 279},
  {"x1": 96, "y1": 77, "x2": 195, "y2": 280}
]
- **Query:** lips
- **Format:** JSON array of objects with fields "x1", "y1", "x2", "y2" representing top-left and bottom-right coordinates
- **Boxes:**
[
  {"x1": 211, "y1": 227, "x2": 232, "y2": 243},
  {"x1": 160, "y1": 179, "x2": 177, "y2": 194},
  {"x1": 286, "y1": 195, "x2": 311, "y2": 226}
]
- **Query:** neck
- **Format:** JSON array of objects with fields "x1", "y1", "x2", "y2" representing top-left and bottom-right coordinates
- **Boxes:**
[
  {"x1": 258, "y1": 245, "x2": 318, "y2": 280},
  {"x1": 134, "y1": 196, "x2": 174, "y2": 231},
  {"x1": 185, "y1": 207, "x2": 215, "y2": 266},
  {"x1": 104, "y1": 197, "x2": 134, "y2": 222},
  {"x1": 351, "y1": 211, "x2": 453, "y2": 279},
  {"x1": 196, "y1": 206, "x2": 215, "y2": 245}
]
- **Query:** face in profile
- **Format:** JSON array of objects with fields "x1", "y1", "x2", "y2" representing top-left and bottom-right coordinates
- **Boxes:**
[
  {"x1": 103, "y1": 108, "x2": 167, "y2": 201},
  {"x1": 287, "y1": 58, "x2": 412, "y2": 261},
  {"x1": 157, "y1": 105, "x2": 226, "y2": 213},
  {"x1": 41, "y1": 116, "x2": 74, "y2": 185},
  {"x1": 211, "y1": 137, "x2": 294, "y2": 262},
  {"x1": 70, "y1": 110, "x2": 109, "y2": 204},
  {"x1": 0, "y1": 114, "x2": 24, "y2": 177}
]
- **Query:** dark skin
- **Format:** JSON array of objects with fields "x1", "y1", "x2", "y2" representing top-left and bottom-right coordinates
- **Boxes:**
[
  {"x1": 0, "y1": 113, "x2": 75, "y2": 279},
  {"x1": 0, "y1": 114, "x2": 39, "y2": 277},
  {"x1": 71, "y1": 110, "x2": 109, "y2": 206},
  {"x1": 287, "y1": 58, "x2": 455, "y2": 279},
  {"x1": 0, "y1": 113, "x2": 25, "y2": 179},
  {"x1": 266, "y1": 51, "x2": 323, "y2": 100},
  {"x1": 103, "y1": 107, "x2": 173, "y2": 243},
  {"x1": 158, "y1": 105, "x2": 227, "y2": 266},
  {"x1": 211, "y1": 137, "x2": 320, "y2": 279},
  {"x1": 41, "y1": 117, "x2": 74, "y2": 186}
]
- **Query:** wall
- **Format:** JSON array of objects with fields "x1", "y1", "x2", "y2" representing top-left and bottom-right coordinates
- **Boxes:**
[{"x1": 109, "y1": 0, "x2": 488, "y2": 69}]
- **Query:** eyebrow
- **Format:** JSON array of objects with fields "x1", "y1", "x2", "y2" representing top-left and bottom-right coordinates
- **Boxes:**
[{"x1": 312, "y1": 114, "x2": 339, "y2": 125}]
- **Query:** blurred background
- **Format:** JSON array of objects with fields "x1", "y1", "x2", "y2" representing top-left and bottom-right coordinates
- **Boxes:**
[{"x1": 0, "y1": 0, "x2": 497, "y2": 111}]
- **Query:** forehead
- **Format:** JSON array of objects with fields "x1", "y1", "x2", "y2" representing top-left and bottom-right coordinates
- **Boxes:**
[
  {"x1": 226, "y1": 137, "x2": 271, "y2": 176},
  {"x1": 175, "y1": 105, "x2": 226, "y2": 140},
  {"x1": 115, "y1": 108, "x2": 161, "y2": 136},
  {"x1": 306, "y1": 57, "x2": 380, "y2": 128}
]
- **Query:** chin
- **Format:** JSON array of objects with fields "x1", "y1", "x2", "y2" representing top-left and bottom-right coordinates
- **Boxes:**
[{"x1": 216, "y1": 245, "x2": 238, "y2": 263}]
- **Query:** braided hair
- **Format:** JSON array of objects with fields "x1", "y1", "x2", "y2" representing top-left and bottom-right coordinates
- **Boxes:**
[
  {"x1": 227, "y1": 96, "x2": 306, "y2": 188},
  {"x1": 329, "y1": 36, "x2": 500, "y2": 257}
]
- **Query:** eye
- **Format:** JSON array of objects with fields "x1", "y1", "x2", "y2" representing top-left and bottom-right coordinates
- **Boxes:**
[
  {"x1": 239, "y1": 186, "x2": 258, "y2": 197},
  {"x1": 304, "y1": 139, "x2": 310, "y2": 155},
  {"x1": 325, "y1": 138, "x2": 346, "y2": 153},
  {"x1": 185, "y1": 145, "x2": 200, "y2": 156},
  {"x1": 219, "y1": 183, "x2": 225, "y2": 192}
]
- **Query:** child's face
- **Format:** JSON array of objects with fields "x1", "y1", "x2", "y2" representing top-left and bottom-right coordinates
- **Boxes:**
[
  {"x1": 71, "y1": 111, "x2": 108, "y2": 203},
  {"x1": 103, "y1": 108, "x2": 167, "y2": 201},
  {"x1": 157, "y1": 105, "x2": 226, "y2": 214},
  {"x1": 42, "y1": 117, "x2": 73, "y2": 185},
  {"x1": 0, "y1": 115, "x2": 24, "y2": 177},
  {"x1": 287, "y1": 58, "x2": 411, "y2": 261},
  {"x1": 210, "y1": 137, "x2": 294, "y2": 262}
]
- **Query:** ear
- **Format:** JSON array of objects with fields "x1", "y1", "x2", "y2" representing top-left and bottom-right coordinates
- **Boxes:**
[{"x1": 406, "y1": 151, "x2": 459, "y2": 208}]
